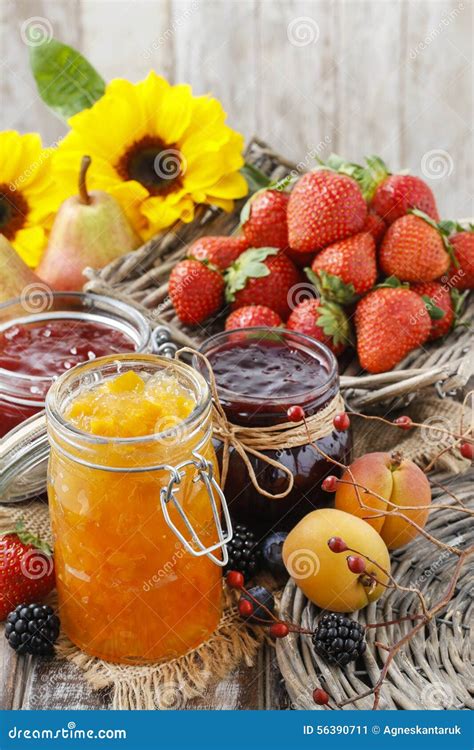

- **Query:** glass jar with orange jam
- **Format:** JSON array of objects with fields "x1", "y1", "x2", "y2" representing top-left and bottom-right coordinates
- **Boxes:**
[{"x1": 45, "y1": 353, "x2": 230, "y2": 664}]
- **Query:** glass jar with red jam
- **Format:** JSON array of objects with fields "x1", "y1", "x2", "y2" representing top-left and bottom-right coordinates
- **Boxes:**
[
  {"x1": 0, "y1": 293, "x2": 151, "y2": 438},
  {"x1": 198, "y1": 328, "x2": 351, "y2": 536}
]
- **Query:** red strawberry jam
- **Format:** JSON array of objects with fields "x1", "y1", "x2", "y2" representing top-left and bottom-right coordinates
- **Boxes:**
[
  {"x1": 0, "y1": 291, "x2": 151, "y2": 438},
  {"x1": 198, "y1": 329, "x2": 351, "y2": 534}
]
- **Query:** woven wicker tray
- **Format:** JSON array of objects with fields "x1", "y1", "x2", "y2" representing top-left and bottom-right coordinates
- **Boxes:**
[
  {"x1": 275, "y1": 471, "x2": 473, "y2": 710},
  {"x1": 83, "y1": 138, "x2": 473, "y2": 411}
]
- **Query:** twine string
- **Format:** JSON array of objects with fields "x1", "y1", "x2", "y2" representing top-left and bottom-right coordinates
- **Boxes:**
[{"x1": 176, "y1": 347, "x2": 344, "y2": 500}]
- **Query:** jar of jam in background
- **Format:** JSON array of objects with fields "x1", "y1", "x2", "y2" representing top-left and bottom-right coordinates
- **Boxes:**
[
  {"x1": 46, "y1": 353, "x2": 228, "y2": 664},
  {"x1": 0, "y1": 292, "x2": 151, "y2": 438},
  {"x1": 198, "y1": 328, "x2": 352, "y2": 536}
]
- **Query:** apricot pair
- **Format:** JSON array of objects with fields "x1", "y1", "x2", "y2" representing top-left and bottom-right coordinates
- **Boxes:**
[{"x1": 335, "y1": 451, "x2": 431, "y2": 550}]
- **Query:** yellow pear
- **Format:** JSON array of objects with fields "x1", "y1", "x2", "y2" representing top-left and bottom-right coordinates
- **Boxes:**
[
  {"x1": 0, "y1": 234, "x2": 46, "y2": 304},
  {"x1": 37, "y1": 156, "x2": 140, "y2": 291}
]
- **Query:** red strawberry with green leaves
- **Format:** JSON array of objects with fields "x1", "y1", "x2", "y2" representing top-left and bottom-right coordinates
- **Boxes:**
[
  {"x1": 287, "y1": 170, "x2": 367, "y2": 253},
  {"x1": 326, "y1": 153, "x2": 439, "y2": 225},
  {"x1": 225, "y1": 247, "x2": 301, "y2": 320},
  {"x1": 355, "y1": 285, "x2": 431, "y2": 373},
  {"x1": 364, "y1": 155, "x2": 439, "y2": 225},
  {"x1": 286, "y1": 298, "x2": 351, "y2": 356},
  {"x1": 379, "y1": 210, "x2": 451, "y2": 282},
  {"x1": 225, "y1": 305, "x2": 282, "y2": 330},
  {"x1": 411, "y1": 281, "x2": 456, "y2": 340},
  {"x1": 169, "y1": 259, "x2": 224, "y2": 325},
  {"x1": 309, "y1": 232, "x2": 377, "y2": 304},
  {"x1": 445, "y1": 225, "x2": 474, "y2": 289},
  {"x1": 241, "y1": 189, "x2": 289, "y2": 250},
  {"x1": 0, "y1": 520, "x2": 55, "y2": 620},
  {"x1": 187, "y1": 235, "x2": 249, "y2": 271}
]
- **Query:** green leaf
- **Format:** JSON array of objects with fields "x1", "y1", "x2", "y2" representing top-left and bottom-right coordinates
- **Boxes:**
[
  {"x1": 308, "y1": 268, "x2": 357, "y2": 305},
  {"x1": 240, "y1": 163, "x2": 272, "y2": 194},
  {"x1": 29, "y1": 38, "x2": 105, "y2": 119},
  {"x1": 224, "y1": 247, "x2": 278, "y2": 301},
  {"x1": 377, "y1": 275, "x2": 407, "y2": 289},
  {"x1": 421, "y1": 295, "x2": 445, "y2": 320}
]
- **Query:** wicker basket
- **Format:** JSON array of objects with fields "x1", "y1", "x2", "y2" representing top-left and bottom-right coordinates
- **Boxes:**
[
  {"x1": 275, "y1": 471, "x2": 473, "y2": 710},
  {"x1": 83, "y1": 138, "x2": 473, "y2": 411}
]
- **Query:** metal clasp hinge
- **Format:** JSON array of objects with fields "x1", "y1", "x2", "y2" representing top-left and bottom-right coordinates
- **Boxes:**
[{"x1": 160, "y1": 452, "x2": 232, "y2": 566}]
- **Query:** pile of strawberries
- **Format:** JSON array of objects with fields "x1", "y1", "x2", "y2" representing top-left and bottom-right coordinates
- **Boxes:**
[{"x1": 169, "y1": 154, "x2": 473, "y2": 374}]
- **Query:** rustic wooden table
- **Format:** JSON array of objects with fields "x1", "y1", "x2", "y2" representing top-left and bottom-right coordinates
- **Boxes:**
[{"x1": 0, "y1": 638, "x2": 289, "y2": 710}]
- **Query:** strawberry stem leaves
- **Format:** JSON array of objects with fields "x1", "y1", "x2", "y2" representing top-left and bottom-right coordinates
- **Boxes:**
[{"x1": 224, "y1": 247, "x2": 279, "y2": 302}]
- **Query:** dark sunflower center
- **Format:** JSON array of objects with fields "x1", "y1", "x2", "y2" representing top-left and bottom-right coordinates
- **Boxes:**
[
  {"x1": 116, "y1": 136, "x2": 183, "y2": 196},
  {"x1": 0, "y1": 185, "x2": 29, "y2": 239}
]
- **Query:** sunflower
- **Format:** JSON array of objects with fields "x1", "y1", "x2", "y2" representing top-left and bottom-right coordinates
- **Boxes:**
[
  {"x1": 0, "y1": 131, "x2": 62, "y2": 267},
  {"x1": 54, "y1": 72, "x2": 249, "y2": 240}
]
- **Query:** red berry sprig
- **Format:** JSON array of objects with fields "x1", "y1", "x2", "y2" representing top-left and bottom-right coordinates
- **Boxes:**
[
  {"x1": 327, "y1": 536, "x2": 348, "y2": 553},
  {"x1": 313, "y1": 688, "x2": 330, "y2": 706},
  {"x1": 322, "y1": 475, "x2": 338, "y2": 492},
  {"x1": 347, "y1": 555, "x2": 366, "y2": 574},
  {"x1": 226, "y1": 571, "x2": 245, "y2": 589},
  {"x1": 287, "y1": 405, "x2": 305, "y2": 422},
  {"x1": 333, "y1": 412, "x2": 350, "y2": 431},
  {"x1": 460, "y1": 442, "x2": 473, "y2": 461},
  {"x1": 393, "y1": 415, "x2": 413, "y2": 430}
]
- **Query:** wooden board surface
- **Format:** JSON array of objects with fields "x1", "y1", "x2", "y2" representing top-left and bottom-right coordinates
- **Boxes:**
[{"x1": 0, "y1": 0, "x2": 472, "y2": 218}]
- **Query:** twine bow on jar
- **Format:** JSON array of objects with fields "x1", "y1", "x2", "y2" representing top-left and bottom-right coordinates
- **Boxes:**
[{"x1": 177, "y1": 348, "x2": 345, "y2": 500}]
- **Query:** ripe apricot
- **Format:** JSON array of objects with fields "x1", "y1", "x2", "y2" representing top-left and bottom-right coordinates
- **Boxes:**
[
  {"x1": 335, "y1": 451, "x2": 431, "y2": 549},
  {"x1": 282, "y1": 508, "x2": 390, "y2": 612}
]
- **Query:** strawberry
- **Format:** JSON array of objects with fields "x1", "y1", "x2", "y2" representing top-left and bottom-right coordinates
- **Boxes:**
[
  {"x1": 324, "y1": 153, "x2": 439, "y2": 225},
  {"x1": 169, "y1": 259, "x2": 224, "y2": 325},
  {"x1": 362, "y1": 210, "x2": 386, "y2": 246},
  {"x1": 379, "y1": 211, "x2": 451, "y2": 282},
  {"x1": 187, "y1": 235, "x2": 249, "y2": 271},
  {"x1": 367, "y1": 156, "x2": 439, "y2": 225},
  {"x1": 447, "y1": 229, "x2": 474, "y2": 289},
  {"x1": 241, "y1": 189, "x2": 289, "y2": 249},
  {"x1": 0, "y1": 520, "x2": 55, "y2": 620},
  {"x1": 225, "y1": 247, "x2": 301, "y2": 321},
  {"x1": 225, "y1": 305, "x2": 282, "y2": 330},
  {"x1": 411, "y1": 281, "x2": 454, "y2": 340},
  {"x1": 286, "y1": 298, "x2": 351, "y2": 356},
  {"x1": 287, "y1": 170, "x2": 367, "y2": 253},
  {"x1": 355, "y1": 286, "x2": 431, "y2": 373},
  {"x1": 309, "y1": 232, "x2": 377, "y2": 303}
]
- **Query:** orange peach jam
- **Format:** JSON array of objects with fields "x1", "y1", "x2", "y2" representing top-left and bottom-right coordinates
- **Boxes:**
[{"x1": 47, "y1": 362, "x2": 222, "y2": 664}]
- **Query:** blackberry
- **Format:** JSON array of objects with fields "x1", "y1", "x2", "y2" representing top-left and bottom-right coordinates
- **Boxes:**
[
  {"x1": 224, "y1": 523, "x2": 261, "y2": 581},
  {"x1": 240, "y1": 586, "x2": 275, "y2": 623},
  {"x1": 312, "y1": 613, "x2": 366, "y2": 668},
  {"x1": 5, "y1": 603, "x2": 60, "y2": 656},
  {"x1": 260, "y1": 531, "x2": 288, "y2": 580}
]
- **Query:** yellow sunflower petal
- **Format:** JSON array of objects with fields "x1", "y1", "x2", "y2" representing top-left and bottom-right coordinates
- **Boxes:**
[
  {"x1": 0, "y1": 132, "x2": 44, "y2": 187},
  {"x1": 134, "y1": 71, "x2": 170, "y2": 126},
  {"x1": 154, "y1": 84, "x2": 193, "y2": 144},
  {"x1": 205, "y1": 171, "x2": 248, "y2": 200},
  {"x1": 11, "y1": 226, "x2": 46, "y2": 268}
]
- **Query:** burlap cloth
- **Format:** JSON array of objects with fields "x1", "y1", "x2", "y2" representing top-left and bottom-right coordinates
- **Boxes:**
[{"x1": 1, "y1": 395, "x2": 471, "y2": 709}]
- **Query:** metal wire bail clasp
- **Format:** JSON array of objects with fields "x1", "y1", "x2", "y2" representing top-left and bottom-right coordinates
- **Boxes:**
[{"x1": 160, "y1": 452, "x2": 232, "y2": 566}]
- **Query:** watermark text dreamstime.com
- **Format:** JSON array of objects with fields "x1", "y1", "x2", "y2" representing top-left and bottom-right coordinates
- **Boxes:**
[
  {"x1": 409, "y1": 2, "x2": 464, "y2": 59},
  {"x1": 143, "y1": 0, "x2": 200, "y2": 58}
]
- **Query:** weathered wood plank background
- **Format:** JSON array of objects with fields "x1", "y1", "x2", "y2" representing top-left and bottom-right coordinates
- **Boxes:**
[{"x1": 0, "y1": 0, "x2": 472, "y2": 218}]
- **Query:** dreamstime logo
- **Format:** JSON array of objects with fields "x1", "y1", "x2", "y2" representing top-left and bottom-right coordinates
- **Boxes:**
[
  {"x1": 421, "y1": 149, "x2": 454, "y2": 180},
  {"x1": 287, "y1": 282, "x2": 317, "y2": 311},
  {"x1": 420, "y1": 415, "x2": 453, "y2": 448},
  {"x1": 156, "y1": 681, "x2": 185, "y2": 710},
  {"x1": 20, "y1": 16, "x2": 53, "y2": 47},
  {"x1": 20, "y1": 282, "x2": 54, "y2": 314},
  {"x1": 420, "y1": 682, "x2": 455, "y2": 709},
  {"x1": 286, "y1": 548, "x2": 320, "y2": 579},
  {"x1": 154, "y1": 149, "x2": 186, "y2": 181},
  {"x1": 20, "y1": 548, "x2": 54, "y2": 581},
  {"x1": 287, "y1": 17, "x2": 320, "y2": 47},
  {"x1": 154, "y1": 414, "x2": 188, "y2": 446}
]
